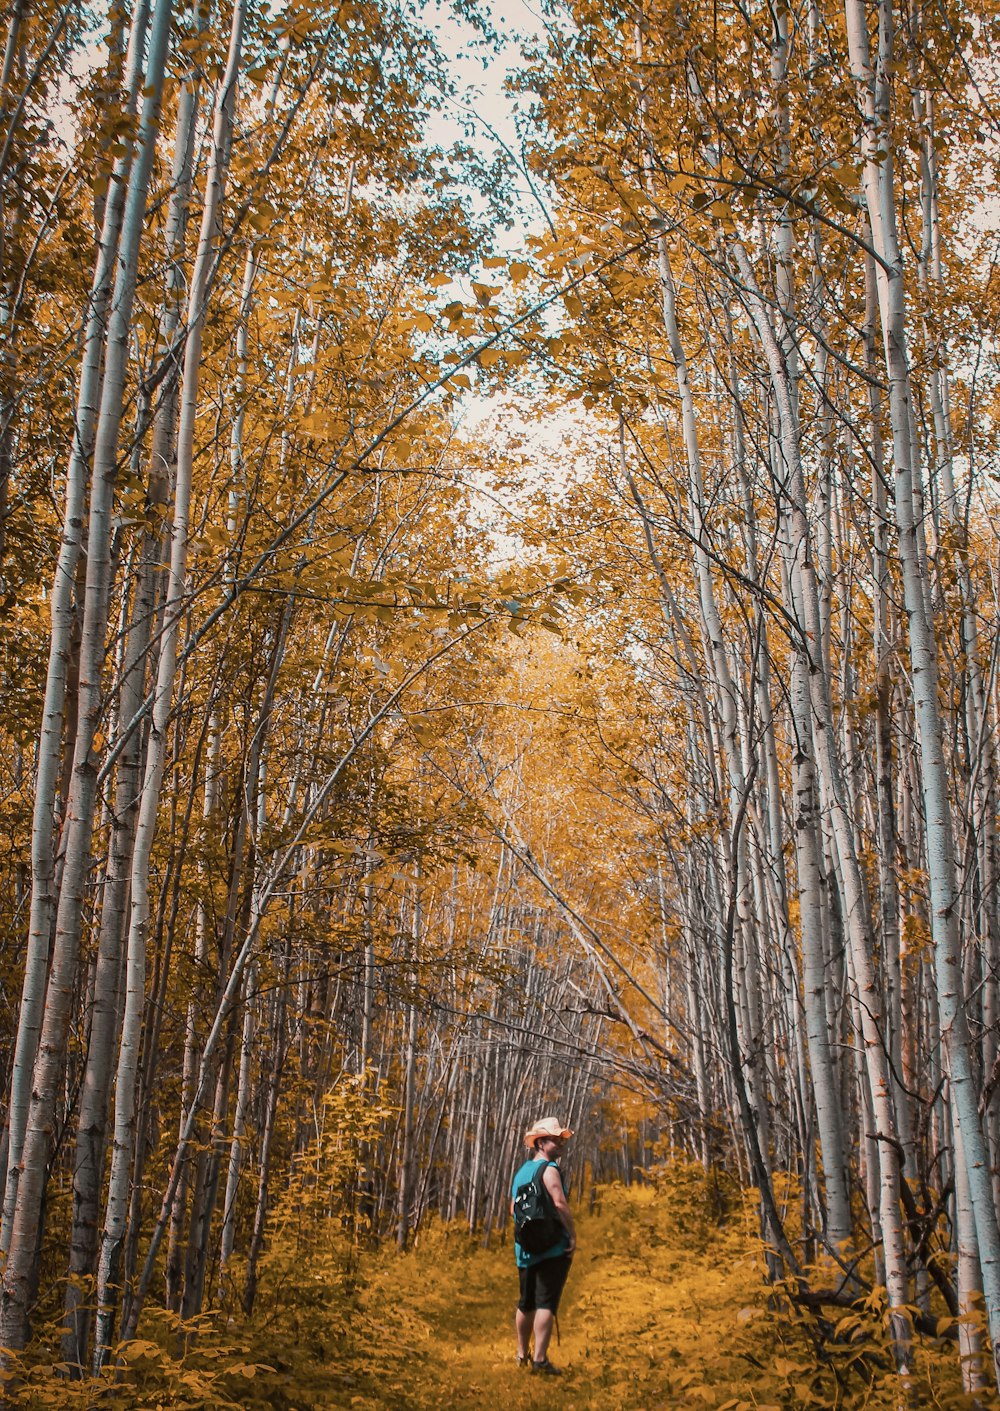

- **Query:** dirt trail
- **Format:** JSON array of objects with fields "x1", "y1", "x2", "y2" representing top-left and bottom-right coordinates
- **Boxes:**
[
  {"x1": 241, "y1": 1178, "x2": 990, "y2": 1410},
  {"x1": 297, "y1": 1183, "x2": 771, "y2": 1410}
]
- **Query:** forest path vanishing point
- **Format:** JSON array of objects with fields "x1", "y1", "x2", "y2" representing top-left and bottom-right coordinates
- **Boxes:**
[{"x1": 246, "y1": 1181, "x2": 818, "y2": 1411}]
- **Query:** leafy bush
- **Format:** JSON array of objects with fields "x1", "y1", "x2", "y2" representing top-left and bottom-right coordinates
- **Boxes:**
[{"x1": 645, "y1": 1157, "x2": 739, "y2": 1248}]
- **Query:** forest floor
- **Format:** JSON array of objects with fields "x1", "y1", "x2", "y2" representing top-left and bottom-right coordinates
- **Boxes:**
[
  {"x1": 256, "y1": 1178, "x2": 767, "y2": 1411},
  {"x1": 15, "y1": 1173, "x2": 991, "y2": 1410},
  {"x1": 243, "y1": 1174, "x2": 986, "y2": 1411}
]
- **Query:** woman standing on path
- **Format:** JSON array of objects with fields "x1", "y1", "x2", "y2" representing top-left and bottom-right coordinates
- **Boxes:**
[{"x1": 511, "y1": 1117, "x2": 577, "y2": 1376}]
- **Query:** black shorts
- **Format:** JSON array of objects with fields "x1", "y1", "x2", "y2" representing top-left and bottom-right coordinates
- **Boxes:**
[{"x1": 517, "y1": 1253, "x2": 571, "y2": 1313}]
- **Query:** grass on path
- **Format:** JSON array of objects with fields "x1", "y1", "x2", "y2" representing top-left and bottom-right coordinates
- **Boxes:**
[
  {"x1": 253, "y1": 1177, "x2": 802, "y2": 1410},
  {"x1": 250, "y1": 1173, "x2": 992, "y2": 1411},
  {"x1": 345, "y1": 1182, "x2": 767, "y2": 1411}
]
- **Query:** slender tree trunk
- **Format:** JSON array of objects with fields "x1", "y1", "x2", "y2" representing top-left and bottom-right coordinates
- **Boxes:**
[
  {"x1": 93, "y1": 2, "x2": 246, "y2": 1362},
  {"x1": 0, "y1": 0, "x2": 174, "y2": 1356},
  {"x1": 218, "y1": 968, "x2": 255, "y2": 1294},
  {"x1": 1, "y1": 0, "x2": 157, "y2": 1259},
  {"x1": 396, "y1": 883, "x2": 420, "y2": 1250},
  {"x1": 732, "y1": 239, "x2": 912, "y2": 1372},
  {"x1": 60, "y1": 43, "x2": 203, "y2": 1367},
  {"x1": 244, "y1": 941, "x2": 289, "y2": 1316},
  {"x1": 844, "y1": 0, "x2": 1000, "y2": 1374}
]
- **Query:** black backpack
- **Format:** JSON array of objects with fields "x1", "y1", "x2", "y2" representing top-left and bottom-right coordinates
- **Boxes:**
[{"x1": 513, "y1": 1160, "x2": 562, "y2": 1254}]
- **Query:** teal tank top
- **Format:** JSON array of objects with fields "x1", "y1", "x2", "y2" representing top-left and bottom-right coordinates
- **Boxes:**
[{"x1": 511, "y1": 1157, "x2": 569, "y2": 1268}]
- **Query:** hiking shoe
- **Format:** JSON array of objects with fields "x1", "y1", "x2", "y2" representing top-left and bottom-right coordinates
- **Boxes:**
[
  {"x1": 516, "y1": 1356, "x2": 529, "y2": 1368},
  {"x1": 531, "y1": 1359, "x2": 562, "y2": 1376}
]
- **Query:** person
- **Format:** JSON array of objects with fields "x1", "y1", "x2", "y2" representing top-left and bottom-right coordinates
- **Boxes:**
[{"x1": 511, "y1": 1116, "x2": 577, "y2": 1376}]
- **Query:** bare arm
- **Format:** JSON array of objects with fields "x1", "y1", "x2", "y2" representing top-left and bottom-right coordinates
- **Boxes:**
[{"x1": 542, "y1": 1165, "x2": 576, "y2": 1252}]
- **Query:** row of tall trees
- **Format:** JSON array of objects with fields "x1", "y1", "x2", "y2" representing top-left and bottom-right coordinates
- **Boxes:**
[
  {"x1": 501, "y1": 0, "x2": 1000, "y2": 1395},
  {"x1": 0, "y1": 0, "x2": 643, "y2": 1386}
]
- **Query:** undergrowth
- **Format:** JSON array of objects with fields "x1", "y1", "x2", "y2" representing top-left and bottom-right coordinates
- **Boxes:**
[
  {"x1": 6, "y1": 1161, "x2": 996, "y2": 1409},
  {"x1": 241, "y1": 1161, "x2": 999, "y2": 1410}
]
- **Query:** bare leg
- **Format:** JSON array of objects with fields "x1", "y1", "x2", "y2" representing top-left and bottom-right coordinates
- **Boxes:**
[
  {"x1": 533, "y1": 1309, "x2": 554, "y2": 1363},
  {"x1": 515, "y1": 1308, "x2": 532, "y2": 1360}
]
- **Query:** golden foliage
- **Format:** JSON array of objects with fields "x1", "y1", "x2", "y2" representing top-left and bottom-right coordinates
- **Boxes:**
[{"x1": 228, "y1": 1180, "x2": 995, "y2": 1410}]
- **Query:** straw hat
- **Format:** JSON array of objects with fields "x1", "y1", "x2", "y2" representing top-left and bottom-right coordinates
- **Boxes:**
[{"x1": 524, "y1": 1116, "x2": 573, "y2": 1147}]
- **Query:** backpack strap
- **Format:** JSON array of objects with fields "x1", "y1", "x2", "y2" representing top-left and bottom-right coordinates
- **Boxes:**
[{"x1": 533, "y1": 1159, "x2": 557, "y2": 1204}]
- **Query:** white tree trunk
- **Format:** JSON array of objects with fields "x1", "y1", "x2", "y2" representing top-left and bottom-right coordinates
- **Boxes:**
[
  {"x1": 843, "y1": 0, "x2": 1000, "y2": 1375},
  {"x1": 93, "y1": 0, "x2": 247, "y2": 1363},
  {"x1": 0, "y1": 0, "x2": 156, "y2": 1257},
  {"x1": 0, "y1": 0, "x2": 173, "y2": 1356},
  {"x1": 732, "y1": 239, "x2": 912, "y2": 1372},
  {"x1": 61, "y1": 40, "x2": 204, "y2": 1366}
]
